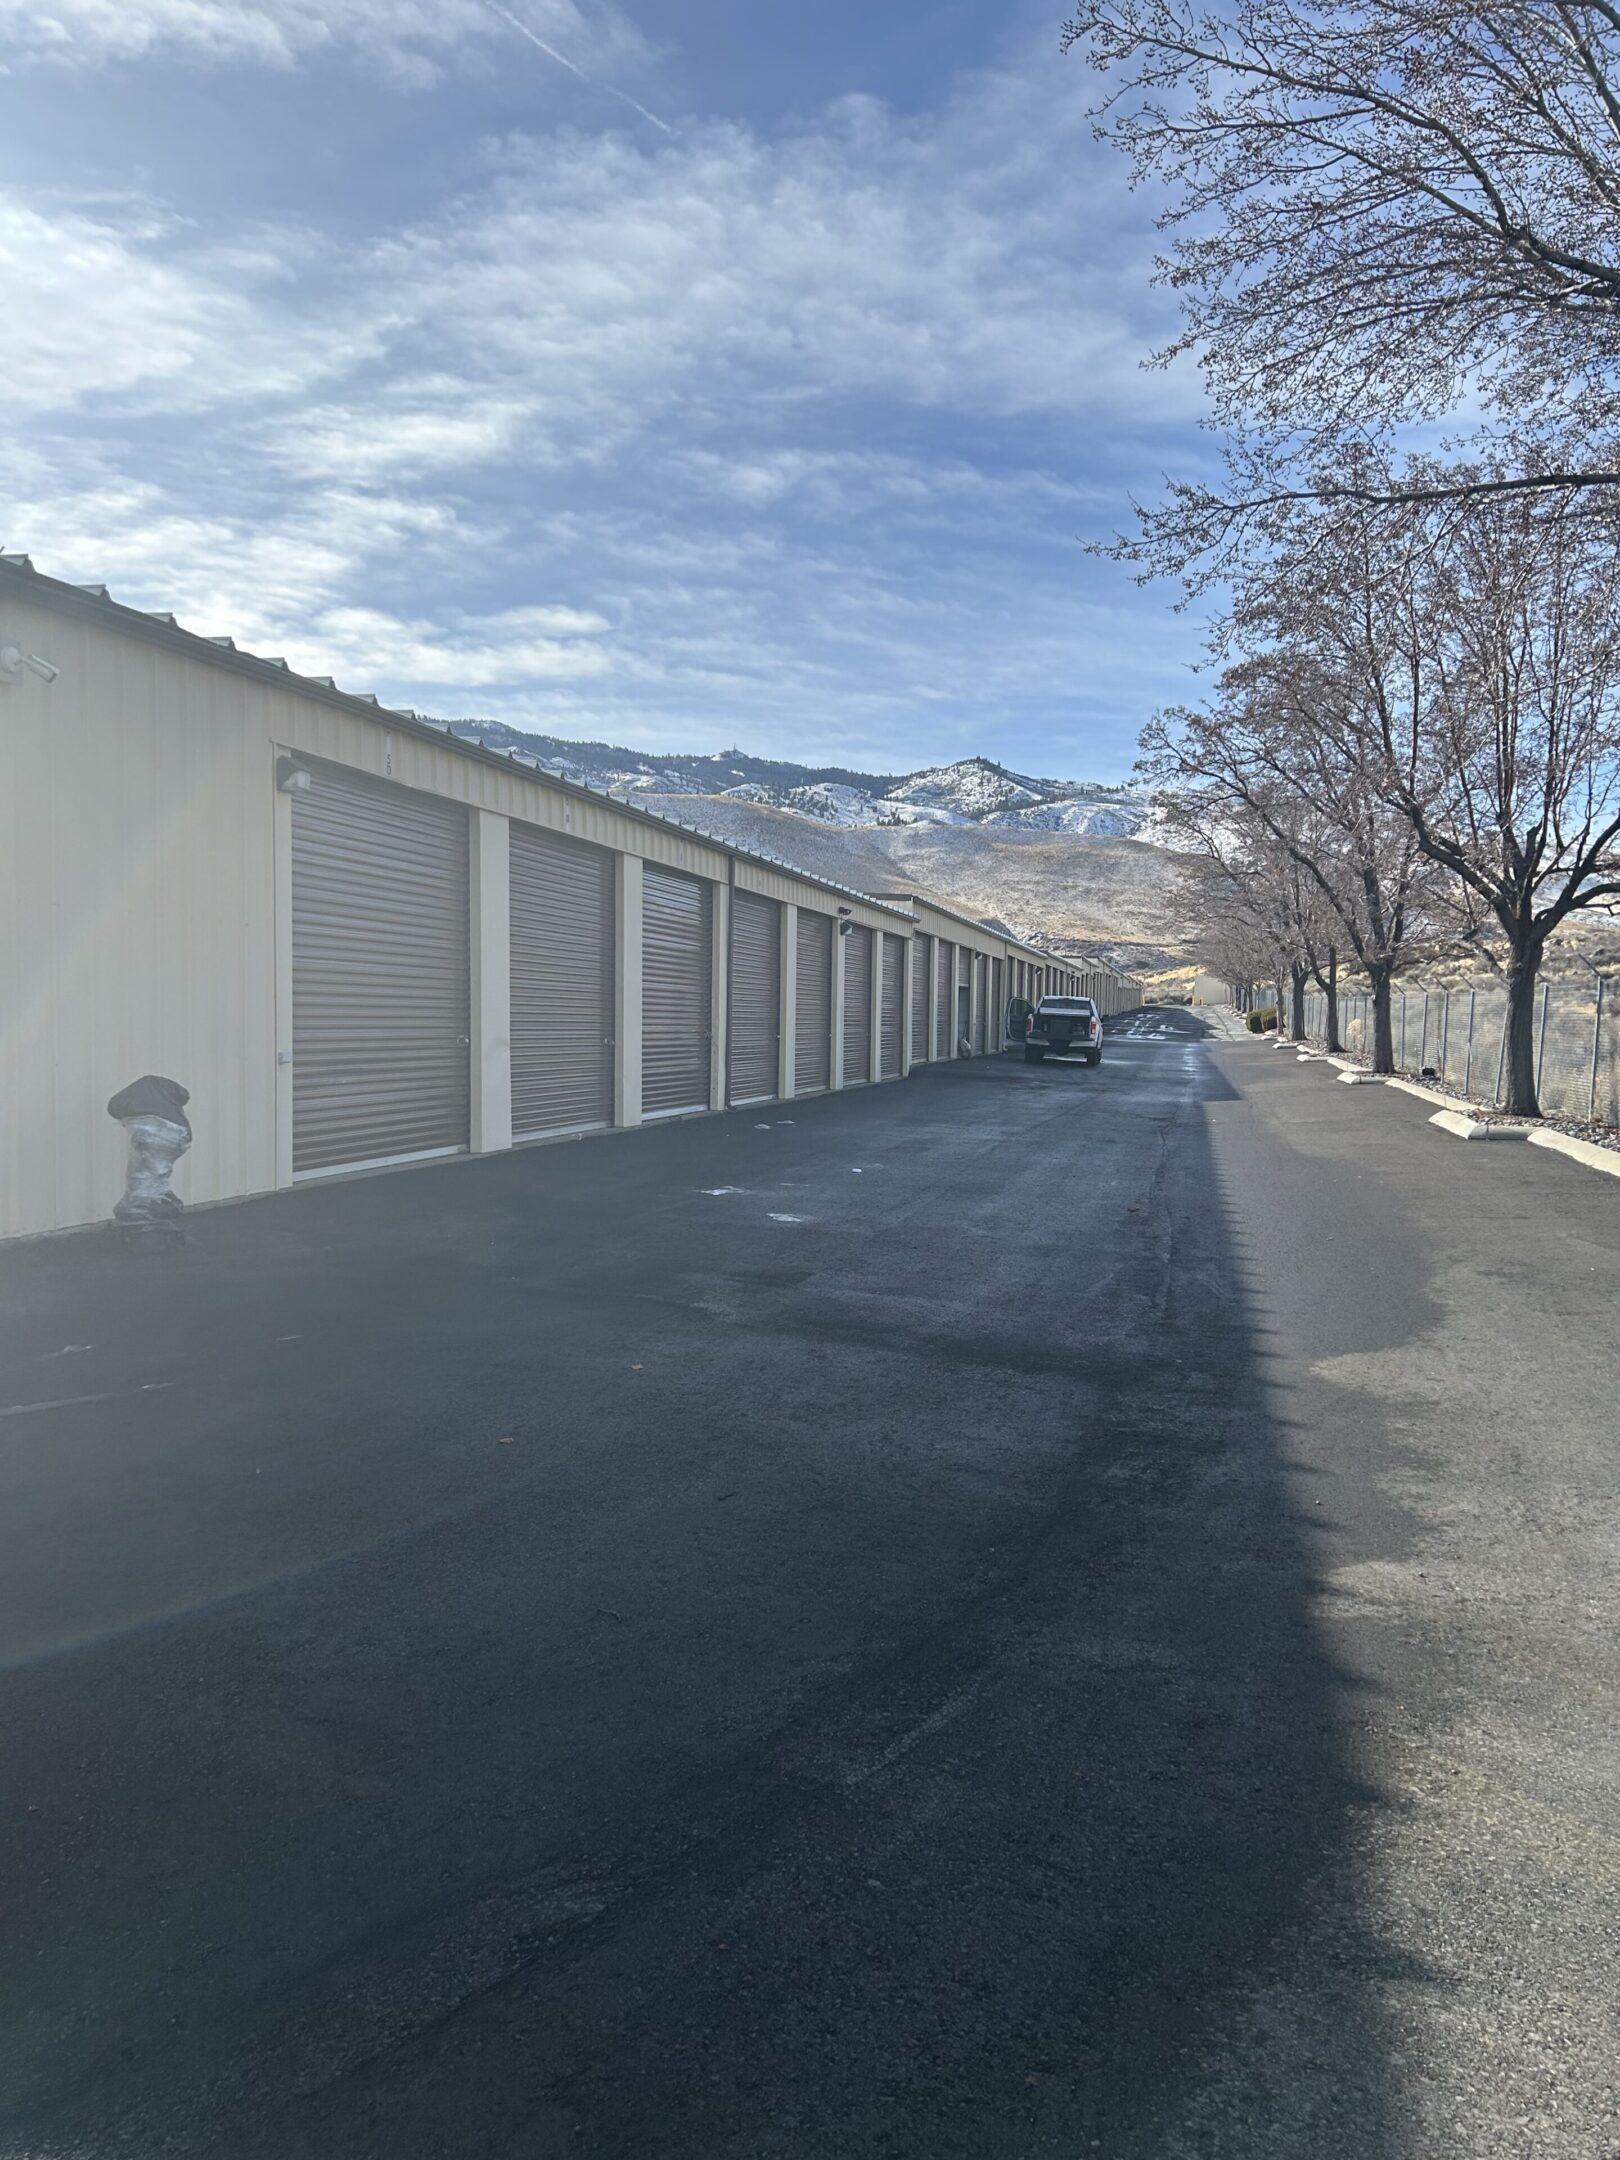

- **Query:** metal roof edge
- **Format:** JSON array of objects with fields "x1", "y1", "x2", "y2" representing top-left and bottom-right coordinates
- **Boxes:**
[
  {"x1": 0, "y1": 552, "x2": 916, "y2": 926},
  {"x1": 867, "y1": 890, "x2": 1117, "y2": 970}
]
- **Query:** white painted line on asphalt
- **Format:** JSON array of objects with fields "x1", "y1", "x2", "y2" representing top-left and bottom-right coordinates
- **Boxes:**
[
  {"x1": 700, "y1": 1186, "x2": 746, "y2": 1196},
  {"x1": 0, "y1": 1382, "x2": 174, "y2": 1420},
  {"x1": 767, "y1": 1213, "x2": 808, "y2": 1223}
]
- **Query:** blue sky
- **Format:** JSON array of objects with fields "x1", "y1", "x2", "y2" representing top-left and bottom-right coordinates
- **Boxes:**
[{"x1": 0, "y1": 0, "x2": 1214, "y2": 780}]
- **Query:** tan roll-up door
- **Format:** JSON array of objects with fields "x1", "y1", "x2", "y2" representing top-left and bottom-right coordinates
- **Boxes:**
[
  {"x1": 991, "y1": 959, "x2": 1004, "y2": 1047},
  {"x1": 642, "y1": 864, "x2": 713, "y2": 1117},
  {"x1": 842, "y1": 924, "x2": 873, "y2": 1085},
  {"x1": 509, "y1": 822, "x2": 615, "y2": 1140},
  {"x1": 879, "y1": 933, "x2": 903, "y2": 1078},
  {"x1": 910, "y1": 934, "x2": 929, "y2": 1064},
  {"x1": 974, "y1": 954, "x2": 990, "y2": 1051},
  {"x1": 935, "y1": 939, "x2": 954, "y2": 1057},
  {"x1": 728, "y1": 888, "x2": 781, "y2": 1104},
  {"x1": 794, "y1": 911, "x2": 833, "y2": 1094},
  {"x1": 291, "y1": 765, "x2": 470, "y2": 1176}
]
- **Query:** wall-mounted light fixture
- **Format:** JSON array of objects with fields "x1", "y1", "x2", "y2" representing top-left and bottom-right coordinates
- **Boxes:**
[
  {"x1": 838, "y1": 919, "x2": 855, "y2": 936},
  {"x1": 276, "y1": 756, "x2": 313, "y2": 794},
  {"x1": 0, "y1": 642, "x2": 58, "y2": 687}
]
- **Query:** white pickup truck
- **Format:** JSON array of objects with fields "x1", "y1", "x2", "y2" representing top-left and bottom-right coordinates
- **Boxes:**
[{"x1": 1023, "y1": 995, "x2": 1104, "y2": 1066}]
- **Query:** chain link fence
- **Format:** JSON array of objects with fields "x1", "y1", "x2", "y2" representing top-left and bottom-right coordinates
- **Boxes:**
[{"x1": 1298, "y1": 978, "x2": 1620, "y2": 1127}]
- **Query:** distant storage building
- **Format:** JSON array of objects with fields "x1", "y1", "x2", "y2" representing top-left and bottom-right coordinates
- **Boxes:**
[{"x1": 1, "y1": 555, "x2": 1140, "y2": 1239}]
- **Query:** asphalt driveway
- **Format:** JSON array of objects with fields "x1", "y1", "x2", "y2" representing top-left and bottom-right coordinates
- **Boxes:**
[{"x1": 0, "y1": 1012, "x2": 1614, "y2": 2157}]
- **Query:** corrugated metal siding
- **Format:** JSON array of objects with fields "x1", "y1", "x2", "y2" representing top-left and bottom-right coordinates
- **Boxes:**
[
  {"x1": 910, "y1": 934, "x2": 929, "y2": 1064},
  {"x1": 642, "y1": 864, "x2": 713, "y2": 1116},
  {"x1": 880, "y1": 933, "x2": 903, "y2": 1078},
  {"x1": 728, "y1": 887, "x2": 781, "y2": 1104},
  {"x1": 292, "y1": 766, "x2": 470, "y2": 1173},
  {"x1": 510, "y1": 821, "x2": 614, "y2": 1138},
  {"x1": 842, "y1": 925, "x2": 873, "y2": 1085},
  {"x1": 794, "y1": 911, "x2": 833, "y2": 1094},
  {"x1": 934, "y1": 940, "x2": 954, "y2": 1058}
]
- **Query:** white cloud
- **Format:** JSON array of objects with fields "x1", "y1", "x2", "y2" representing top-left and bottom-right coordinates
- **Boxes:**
[
  {"x1": 1, "y1": 38, "x2": 1204, "y2": 765},
  {"x1": 269, "y1": 392, "x2": 535, "y2": 480},
  {"x1": 0, "y1": 192, "x2": 367, "y2": 416},
  {"x1": 305, "y1": 604, "x2": 613, "y2": 684},
  {"x1": 0, "y1": 0, "x2": 651, "y2": 90}
]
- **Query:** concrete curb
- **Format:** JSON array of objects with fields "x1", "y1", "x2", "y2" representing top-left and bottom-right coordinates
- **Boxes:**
[
  {"x1": 1386, "y1": 1077, "x2": 1458, "y2": 1111},
  {"x1": 1429, "y1": 1110, "x2": 1529, "y2": 1141},
  {"x1": 1336, "y1": 1069, "x2": 1382, "y2": 1085},
  {"x1": 1526, "y1": 1127, "x2": 1620, "y2": 1179}
]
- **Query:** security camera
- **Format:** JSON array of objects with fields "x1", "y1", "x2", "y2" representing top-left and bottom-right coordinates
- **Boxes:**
[{"x1": 0, "y1": 643, "x2": 59, "y2": 686}]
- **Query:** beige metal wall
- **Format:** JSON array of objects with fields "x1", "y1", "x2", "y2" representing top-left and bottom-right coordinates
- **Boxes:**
[{"x1": 3, "y1": 592, "x2": 281, "y2": 1240}]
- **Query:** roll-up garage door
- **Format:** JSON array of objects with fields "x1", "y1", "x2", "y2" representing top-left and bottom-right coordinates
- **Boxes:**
[
  {"x1": 879, "y1": 934, "x2": 903, "y2": 1078},
  {"x1": 643, "y1": 865, "x2": 713, "y2": 1117},
  {"x1": 510, "y1": 822, "x2": 615, "y2": 1140},
  {"x1": 910, "y1": 934, "x2": 929, "y2": 1065},
  {"x1": 728, "y1": 888, "x2": 781, "y2": 1104},
  {"x1": 795, "y1": 911, "x2": 833, "y2": 1094},
  {"x1": 975, "y1": 955, "x2": 990, "y2": 1051},
  {"x1": 292, "y1": 766, "x2": 470, "y2": 1176},
  {"x1": 842, "y1": 924, "x2": 873, "y2": 1085},
  {"x1": 935, "y1": 940, "x2": 954, "y2": 1058},
  {"x1": 992, "y1": 959, "x2": 1004, "y2": 1047}
]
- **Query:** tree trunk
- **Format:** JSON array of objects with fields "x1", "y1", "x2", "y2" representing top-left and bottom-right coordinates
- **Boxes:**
[
  {"x1": 1370, "y1": 967, "x2": 1395, "y2": 1074},
  {"x1": 1501, "y1": 943, "x2": 1544, "y2": 1116},
  {"x1": 1290, "y1": 964, "x2": 1307, "y2": 1042},
  {"x1": 1320, "y1": 950, "x2": 1343, "y2": 1053}
]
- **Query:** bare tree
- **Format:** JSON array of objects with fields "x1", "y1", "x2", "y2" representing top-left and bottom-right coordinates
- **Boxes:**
[
  {"x1": 1158, "y1": 788, "x2": 1337, "y2": 1037},
  {"x1": 1142, "y1": 653, "x2": 1435, "y2": 1069},
  {"x1": 1209, "y1": 475, "x2": 1620, "y2": 1110},
  {"x1": 1062, "y1": 0, "x2": 1620, "y2": 504}
]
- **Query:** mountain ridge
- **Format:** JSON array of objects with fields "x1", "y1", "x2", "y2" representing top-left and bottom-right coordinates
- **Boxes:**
[{"x1": 445, "y1": 724, "x2": 1155, "y2": 838}]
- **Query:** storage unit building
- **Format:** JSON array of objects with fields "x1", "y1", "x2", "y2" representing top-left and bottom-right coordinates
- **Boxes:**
[{"x1": 2, "y1": 551, "x2": 1140, "y2": 1240}]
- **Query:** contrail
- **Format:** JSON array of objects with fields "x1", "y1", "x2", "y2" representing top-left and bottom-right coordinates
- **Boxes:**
[{"x1": 479, "y1": 0, "x2": 675, "y2": 136}]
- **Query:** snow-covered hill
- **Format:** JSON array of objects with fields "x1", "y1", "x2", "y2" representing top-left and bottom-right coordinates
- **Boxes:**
[{"x1": 444, "y1": 726, "x2": 1159, "y2": 840}]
